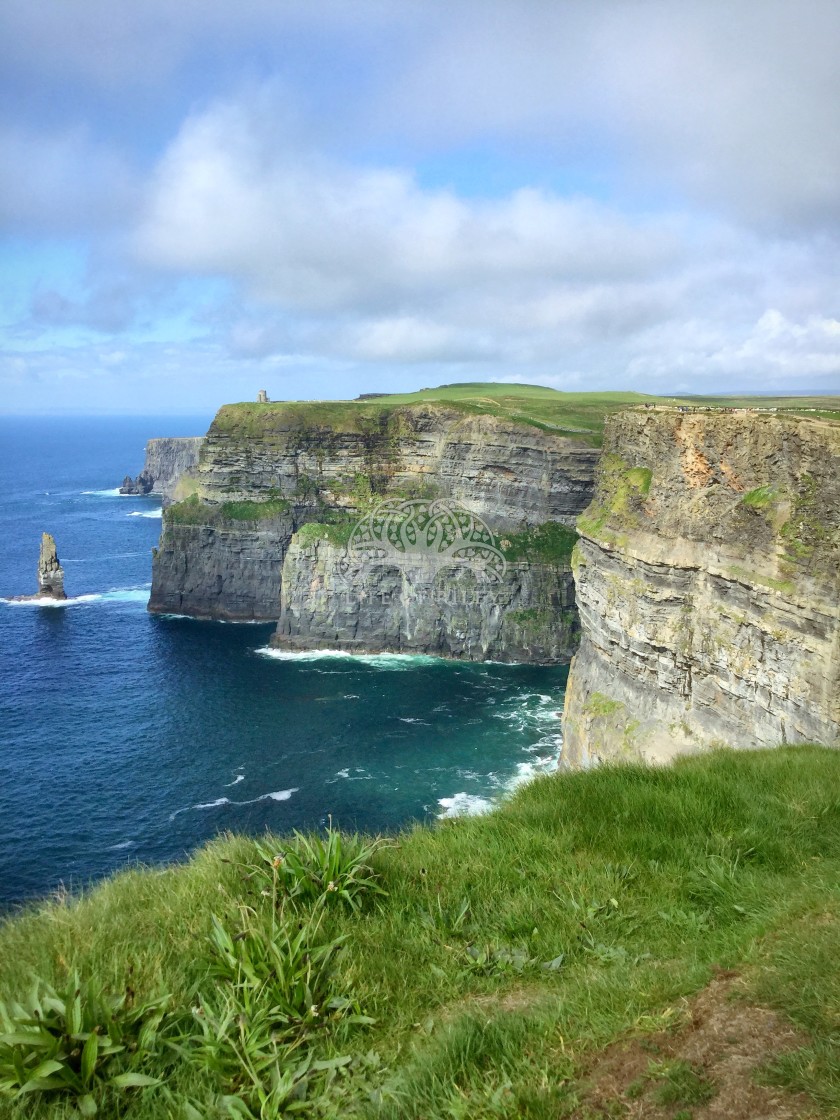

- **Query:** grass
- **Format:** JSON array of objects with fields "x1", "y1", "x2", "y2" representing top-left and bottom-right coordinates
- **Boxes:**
[
  {"x1": 165, "y1": 494, "x2": 292, "y2": 526},
  {"x1": 1, "y1": 746, "x2": 839, "y2": 1118},
  {"x1": 208, "y1": 385, "x2": 840, "y2": 449},
  {"x1": 577, "y1": 453, "x2": 653, "y2": 540},
  {"x1": 498, "y1": 522, "x2": 578, "y2": 566},
  {"x1": 740, "y1": 485, "x2": 778, "y2": 510}
]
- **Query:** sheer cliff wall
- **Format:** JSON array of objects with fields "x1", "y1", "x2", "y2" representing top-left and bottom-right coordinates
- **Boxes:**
[
  {"x1": 149, "y1": 402, "x2": 597, "y2": 647},
  {"x1": 120, "y1": 437, "x2": 204, "y2": 502},
  {"x1": 562, "y1": 409, "x2": 840, "y2": 764}
]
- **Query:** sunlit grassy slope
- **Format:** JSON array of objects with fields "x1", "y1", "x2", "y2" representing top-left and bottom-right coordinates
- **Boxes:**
[
  {"x1": 1, "y1": 746, "x2": 839, "y2": 1118},
  {"x1": 212, "y1": 383, "x2": 840, "y2": 446}
]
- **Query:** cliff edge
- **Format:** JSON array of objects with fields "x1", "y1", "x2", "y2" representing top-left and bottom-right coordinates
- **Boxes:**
[
  {"x1": 563, "y1": 408, "x2": 840, "y2": 764},
  {"x1": 120, "y1": 437, "x2": 203, "y2": 503}
]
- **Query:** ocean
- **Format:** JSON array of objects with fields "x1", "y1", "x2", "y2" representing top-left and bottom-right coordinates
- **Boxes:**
[{"x1": 0, "y1": 416, "x2": 568, "y2": 903}]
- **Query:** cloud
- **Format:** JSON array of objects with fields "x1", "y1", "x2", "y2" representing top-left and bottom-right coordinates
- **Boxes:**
[
  {"x1": 372, "y1": 0, "x2": 840, "y2": 231},
  {"x1": 127, "y1": 87, "x2": 840, "y2": 391},
  {"x1": 2, "y1": 2, "x2": 839, "y2": 407},
  {"x1": 0, "y1": 123, "x2": 138, "y2": 234},
  {"x1": 135, "y1": 91, "x2": 682, "y2": 324}
]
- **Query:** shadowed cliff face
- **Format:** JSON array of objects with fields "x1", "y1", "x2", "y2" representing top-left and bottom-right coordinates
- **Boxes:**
[
  {"x1": 563, "y1": 409, "x2": 840, "y2": 764},
  {"x1": 272, "y1": 531, "x2": 579, "y2": 662},
  {"x1": 149, "y1": 403, "x2": 595, "y2": 648}
]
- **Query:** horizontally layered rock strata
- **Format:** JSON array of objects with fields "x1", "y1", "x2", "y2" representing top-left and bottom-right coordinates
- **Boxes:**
[
  {"x1": 273, "y1": 521, "x2": 578, "y2": 662},
  {"x1": 149, "y1": 402, "x2": 596, "y2": 648},
  {"x1": 562, "y1": 408, "x2": 840, "y2": 764},
  {"x1": 120, "y1": 437, "x2": 204, "y2": 502}
]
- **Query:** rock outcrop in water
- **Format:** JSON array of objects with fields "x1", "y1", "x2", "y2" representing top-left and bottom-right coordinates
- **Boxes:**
[
  {"x1": 149, "y1": 402, "x2": 596, "y2": 651},
  {"x1": 562, "y1": 408, "x2": 840, "y2": 763},
  {"x1": 37, "y1": 532, "x2": 66, "y2": 599},
  {"x1": 10, "y1": 532, "x2": 67, "y2": 601},
  {"x1": 120, "y1": 437, "x2": 204, "y2": 503}
]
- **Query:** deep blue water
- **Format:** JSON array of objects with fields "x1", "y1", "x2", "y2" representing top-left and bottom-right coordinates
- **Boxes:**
[{"x1": 0, "y1": 417, "x2": 567, "y2": 902}]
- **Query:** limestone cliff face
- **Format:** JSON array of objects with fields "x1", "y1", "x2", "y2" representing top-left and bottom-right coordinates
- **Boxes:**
[
  {"x1": 272, "y1": 530, "x2": 578, "y2": 662},
  {"x1": 563, "y1": 409, "x2": 840, "y2": 764},
  {"x1": 148, "y1": 510, "x2": 295, "y2": 620},
  {"x1": 121, "y1": 437, "x2": 204, "y2": 502},
  {"x1": 181, "y1": 404, "x2": 597, "y2": 528},
  {"x1": 150, "y1": 402, "x2": 594, "y2": 648}
]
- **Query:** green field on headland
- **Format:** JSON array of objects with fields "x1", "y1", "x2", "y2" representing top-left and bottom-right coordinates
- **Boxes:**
[
  {"x1": 1, "y1": 746, "x2": 839, "y2": 1118},
  {"x1": 209, "y1": 383, "x2": 840, "y2": 447}
]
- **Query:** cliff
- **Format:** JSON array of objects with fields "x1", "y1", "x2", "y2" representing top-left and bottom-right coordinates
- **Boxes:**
[
  {"x1": 120, "y1": 437, "x2": 204, "y2": 502},
  {"x1": 562, "y1": 408, "x2": 840, "y2": 764},
  {"x1": 273, "y1": 520, "x2": 578, "y2": 661},
  {"x1": 149, "y1": 400, "x2": 596, "y2": 646}
]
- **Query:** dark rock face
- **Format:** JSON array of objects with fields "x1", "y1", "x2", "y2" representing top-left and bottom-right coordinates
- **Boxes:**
[
  {"x1": 272, "y1": 533, "x2": 579, "y2": 662},
  {"x1": 563, "y1": 409, "x2": 840, "y2": 763},
  {"x1": 148, "y1": 513, "x2": 296, "y2": 621},
  {"x1": 120, "y1": 438, "x2": 203, "y2": 502},
  {"x1": 183, "y1": 406, "x2": 599, "y2": 531},
  {"x1": 121, "y1": 472, "x2": 153, "y2": 495}
]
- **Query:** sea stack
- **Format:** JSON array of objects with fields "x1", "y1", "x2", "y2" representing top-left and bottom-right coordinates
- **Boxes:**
[{"x1": 37, "y1": 533, "x2": 66, "y2": 599}]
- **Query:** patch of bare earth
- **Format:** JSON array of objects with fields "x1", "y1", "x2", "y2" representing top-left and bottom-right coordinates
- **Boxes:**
[{"x1": 577, "y1": 972, "x2": 815, "y2": 1120}]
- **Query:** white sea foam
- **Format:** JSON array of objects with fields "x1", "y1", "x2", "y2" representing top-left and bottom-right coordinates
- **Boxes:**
[
  {"x1": 169, "y1": 788, "x2": 299, "y2": 820},
  {"x1": 128, "y1": 510, "x2": 162, "y2": 519},
  {"x1": 2, "y1": 586, "x2": 149, "y2": 609},
  {"x1": 99, "y1": 588, "x2": 150, "y2": 603},
  {"x1": 109, "y1": 840, "x2": 136, "y2": 850},
  {"x1": 326, "y1": 767, "x2": 371, "y2": 784},
  {"x1": 399, "y1": 717, "x2": 430, "y2": 724},
  {"x1": 63, "y1": 552, "x2": 144, "y2": 563},
  {"x1": 256, "y1": 647, "x2": 443, "y2": 669},
  {"x1": 2, "y1": 593, "x2": 100, "y2": 608},
  {"x1": 437, "y1": 792, "x2": 495, "y2": 819},
  {"x1": 225, "y1": 774, "x2": 245, "y2": 787},
  {"x1": 82, "y1": 488, "x2": 126, "y2": 497}
]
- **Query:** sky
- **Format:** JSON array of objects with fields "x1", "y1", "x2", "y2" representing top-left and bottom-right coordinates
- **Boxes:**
[{"x1": 2, "y1": 0, "x2": 840, "y2": 414}]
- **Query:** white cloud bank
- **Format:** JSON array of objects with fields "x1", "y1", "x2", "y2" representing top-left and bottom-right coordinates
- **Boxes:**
[
  {"x1": 129, "y1": 89, "x2": 840, "y2": 392},
  {"x1": 1, "y1": 1, "x2": 839, "y2": 407}
]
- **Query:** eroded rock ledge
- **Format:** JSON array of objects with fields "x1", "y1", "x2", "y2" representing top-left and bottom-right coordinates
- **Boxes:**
[{"x1": 562, "y1": 409, "x2": 840, "y2": 763}]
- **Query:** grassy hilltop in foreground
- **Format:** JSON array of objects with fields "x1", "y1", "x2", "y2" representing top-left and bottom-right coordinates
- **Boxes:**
[
  {"x1": 210, "y1": 382, "x2": 840, "y2": 445},
  {"x1": 1, "y1": 747, "x2": 839, "y2": 1118}
]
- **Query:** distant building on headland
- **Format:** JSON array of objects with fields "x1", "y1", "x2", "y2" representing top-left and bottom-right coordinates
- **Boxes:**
[{"x1": 257, "y1": 389, "x2": 270, "y2": 403}]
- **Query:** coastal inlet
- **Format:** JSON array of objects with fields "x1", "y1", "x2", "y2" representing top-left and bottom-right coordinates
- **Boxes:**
[{"x1": 0, "y1": 416, "x2": 568, "y2": 902}]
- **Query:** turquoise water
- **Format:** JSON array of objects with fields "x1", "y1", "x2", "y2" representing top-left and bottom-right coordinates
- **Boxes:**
[{"x1": 0, "y1": 417, "x2": 567, "y2": 902}]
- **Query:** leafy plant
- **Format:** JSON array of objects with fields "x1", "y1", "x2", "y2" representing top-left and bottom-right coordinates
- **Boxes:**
[
  {"x1": 0, "y1": 973, "x2": 166, "y2": 1115},
  {"x1": 251, "y1": 824, "x2": 389, "y2": 912},
  {"x1": 173, "y1": 909, "x2": 372, "y2": 1116},
  {"x1": 205, "y1": 911, "x2": 367, "y2": 1036}
]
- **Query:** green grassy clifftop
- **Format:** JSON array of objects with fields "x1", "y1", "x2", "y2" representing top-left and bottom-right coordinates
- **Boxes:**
[{"x1": 1, "y1": 747, "x2": 839, "y2": 1118}]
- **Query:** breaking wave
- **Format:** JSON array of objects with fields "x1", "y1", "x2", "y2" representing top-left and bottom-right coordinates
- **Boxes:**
[
  {"x1": 256, "y1": 647, "x2": 444, "y2": 669},
  {"x1": 1, "y1": 587, "x2": 150, "y2": 608},
  {"x1": 169, "y1": 788, "x2": 299, "y2": 821}
]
